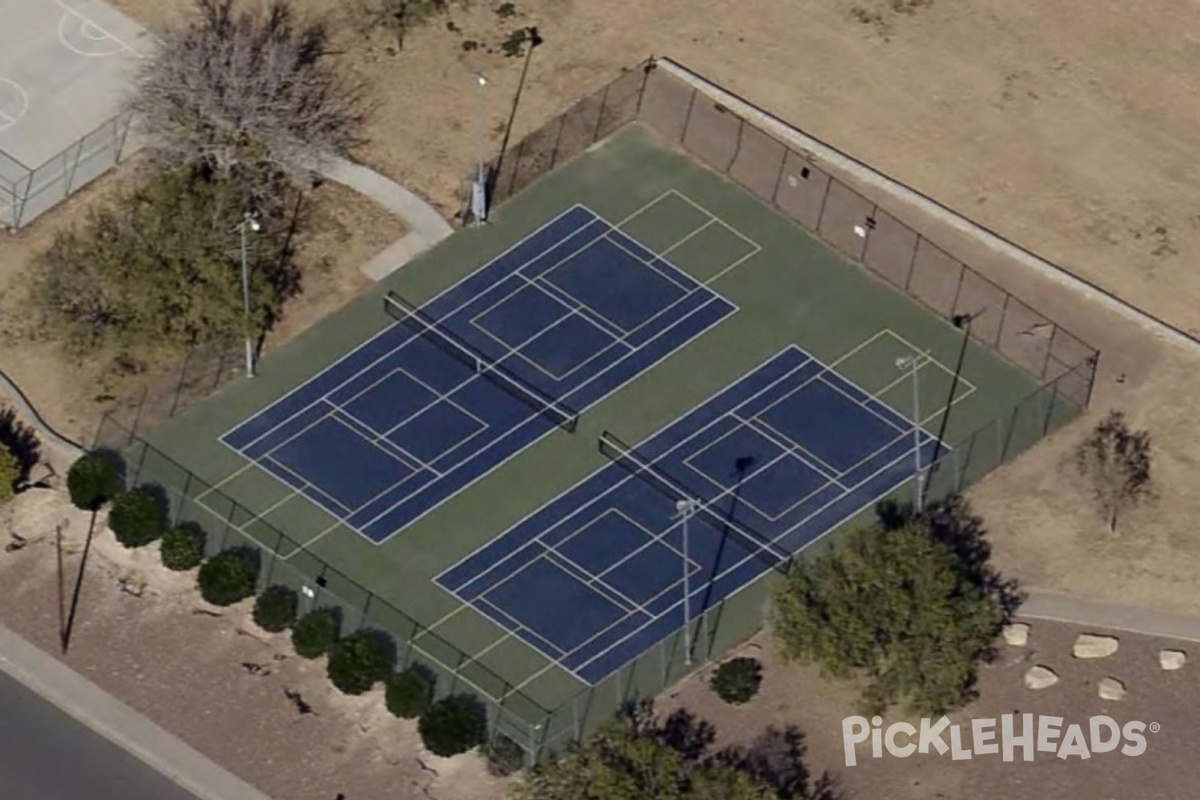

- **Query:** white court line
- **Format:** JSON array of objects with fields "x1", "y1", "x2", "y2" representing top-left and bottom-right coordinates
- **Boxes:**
[
  {"x1": 217, "y1": 203, "x2": 594, "y2": 446},
  {"x1": 736, "y1": 413, "x2": 843, "y2": 481},
  {"x1": 218, "y1": 199, "x2": 736, "y2": 550},
  {"x1": 54, "y1": 0, "x2": 145, "y2": 58},
  {"x1": 435, "y1": 349, "x2": 815, "y2": 593},
  {"x1": 361, "y1": 290, "x2": 739, "y2": 538},
  {"x1": 566, "y1": 444, "x2": 920, "y2": 680},
  {"x1": 0, "y1": 79, "x2": 29, "y2": 132}
]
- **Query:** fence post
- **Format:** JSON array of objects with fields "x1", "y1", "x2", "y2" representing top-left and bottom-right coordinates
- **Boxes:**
[
  {"x1": 591, "y1": 82, "x2": 613, "y2": 144},
  {"x1": 680, "y1": 88, "x2": 697, "y2": 144},
  {"x1": 725, "y1": 117, "x2": 745, "y2": 174},
  {"x1": 814, "y1": 176, "x2": 832, "y2": 233},
  {"x1": 904, "y1": 234, "x2": 921, "y2": 292},
  {"x1": 635, "y1": 59, "x2": 652, "y2": 117},
  {"x1": 1041, "y1": 324, "x2": 1059, "y2": 382}
]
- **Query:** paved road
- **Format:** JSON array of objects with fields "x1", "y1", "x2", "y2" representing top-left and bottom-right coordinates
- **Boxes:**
[{"x1": 0, "y1": 668, "x2": 203, "y2": 800}]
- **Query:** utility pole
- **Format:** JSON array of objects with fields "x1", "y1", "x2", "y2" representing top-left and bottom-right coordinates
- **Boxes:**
[
  {"x1": 673, "y1": 498, "x2": 701, "y2": 665},
  {"x1": 895, "y1": 353, "x2": 931, "y2": 513}
]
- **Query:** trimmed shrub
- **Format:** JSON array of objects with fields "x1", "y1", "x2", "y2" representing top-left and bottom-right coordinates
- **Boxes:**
[
  {"x1": 710, "y1": 656, "x2": 763, "y2": 705},
  {"x1": 418, "y1": 694, "x2": 488, "y2": 757},
  {"x1": 0, "y1": 444, "x2": 18, "y2": 504},
  {"x1": 291, "y1": 609, "x2": 339, "y2": 659},
  {"x1": 385, "y1": 664, "x2": 435, "y2": 719},
  {"x1": 108, "y1": 487, "x2": 167, "y2": 548},
  {"x1": 253, "y1": 585, "x2": 298, "y2": 633},
  {"x1": 159, "y1": 524, "x2": 205, "y2": 571},
  {"x1": 327, "y1": 632, "x2": 393, "y2": 695},
  {"x1": 196, "y1": 549, "x2": 257, "y2": 606},
  {"x1": 66, "y1": 452, "x2": 122, "y2": 511}
]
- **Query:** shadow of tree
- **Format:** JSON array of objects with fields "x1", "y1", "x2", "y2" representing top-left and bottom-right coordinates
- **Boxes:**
[{"x1": 0, "y1": 407, "x2": 42, "y2": 488}]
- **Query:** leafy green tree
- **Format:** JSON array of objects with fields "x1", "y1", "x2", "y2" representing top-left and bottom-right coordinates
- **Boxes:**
[
  {"x1": 0, "y1": 444, "x2": 18, "y2": 504},
  {"x1": 107, "y1": 487, "x2": 167, "y2": 548},
  {"x1": 196, "y1": 549, "x2": 258, "y2": 606},
  {"x1": 385, "y1": 664, "x2": 435, "y2": 719},
  {"x1": 291, "y1": 609, "x2": 340, "y2": 659},
  {"x1": 418, "y1": 694, "x2": 488, "y2": 757},
  {"x1": 252, "y1": 585, "x2": 298, "y2": 632},
  {"x1": 66, "y1": 453, "x2": 123, "y2": 511},
  {"x1": 327, "y1": 631, "x2": 393, "y2": 695},
  {"x1": 512, "y1": 706, "x2": 811, "y2": 800},
  {"x1": 30, "y1": 166, "x2": 295, "y2": 358},
  {"x1": 160, "y1": 524, "x2": 206, "y2": 571},
  {"x1": 710, "y1": 657, "x2": 763, "y2": 705},
  {"x1": 770, "y1": 499, "x2": 1012, "y2": 715}
]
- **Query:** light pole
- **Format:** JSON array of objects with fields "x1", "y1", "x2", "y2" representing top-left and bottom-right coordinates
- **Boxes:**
[
  {"x1": 239, "y1": 212, "x2": 261, "y2": 377},
  {"x1": 470, "y1": 71, "x2": 488, "y2": 226},
  {"x1": 895, "y1": 353, "x2": 931, "y2": 512},
  {"x1": 673, "y1": 497, "x2": 701, "y2": 665}
]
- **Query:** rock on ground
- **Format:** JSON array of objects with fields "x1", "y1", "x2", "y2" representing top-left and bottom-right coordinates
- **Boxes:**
[
  {"x1": 1073, "y1": 634, "x2": 1119, "y2": 659},
  {"x1": 1003, "y1": 623, "x2": 1030, "y2": 647},
  {"x1": 1160, "y1": 649, "x2": 1186, "y2": 670},
  {"x1": 1099, "y1": 677, "x2": 1127, "y2": 701},
  {"x1": 1024, "y1": 665, "x2": 1059, "y2": 690}
]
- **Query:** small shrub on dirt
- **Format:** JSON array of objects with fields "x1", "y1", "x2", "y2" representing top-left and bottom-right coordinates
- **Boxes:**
[
  {"x1": 418, "y1": 694, "x2": 488, "y2": 757},
  {"x1": 196, "y1": 549, "x2": 257, "y2": 606},
  {"x1": 385, "y1": 664, "x2": 435, "y2": 719},
  {"x1": 108, "y1": 486, "x2": 167, "y2": 548},
  {"x1": 159, "y1": 524, "x2": 205, "y2": 571},
  {"x1": 67, "y1": 452, "x2": 122, "y2": 511},
  {"x1": 710, "y1": 657, "x2": 763, "y2": 704},
  {"x1": 252, "y1": 585, "x2": 298, "y2": 633},
  {"x1": 291, "y1": 609, "x2": 339, "y2": 659},
  {"x1": 483, "y1": 732, "x2": 524, "y2": 776},
  {"x1": 327, "y1": 632, "x2": 393, "y2": 695}
]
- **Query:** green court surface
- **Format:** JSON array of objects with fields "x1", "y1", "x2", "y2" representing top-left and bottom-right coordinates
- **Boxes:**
[{"x1": 133, "y1": 124, "x2": 1077, "y2": 753}]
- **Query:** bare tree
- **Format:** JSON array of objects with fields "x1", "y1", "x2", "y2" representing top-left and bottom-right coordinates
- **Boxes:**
[
  {"x1": 353, "y1": 0, "x2": 449, "y2": 53},
  {"x1": 128, "y1": 0, "x2": 370, "y2": 194},
  {"x1": 1074, "y1": 410, "x2": 1152, "y2": 533}
]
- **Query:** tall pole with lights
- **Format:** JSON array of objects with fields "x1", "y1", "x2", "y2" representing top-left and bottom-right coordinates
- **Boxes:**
[
  {"x1": 471, "y1": 72, "x2": 488, "y2": 226},
  {"x1": 239, "y1": 211, "x2": 261, "y2": 377}
]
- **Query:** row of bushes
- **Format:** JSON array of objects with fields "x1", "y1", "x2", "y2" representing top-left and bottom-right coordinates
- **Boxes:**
[{"x1": 66, "y1": 453, "x2": 494, "y2": 759}]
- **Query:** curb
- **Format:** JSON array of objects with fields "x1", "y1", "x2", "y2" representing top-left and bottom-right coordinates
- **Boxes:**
[{"x1": 0, "y1": 621, "x2": 274, "y2": 800}]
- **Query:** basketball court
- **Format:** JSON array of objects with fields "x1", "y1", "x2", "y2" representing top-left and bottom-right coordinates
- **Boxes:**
[{"x1": 0, "y1": 0, "x2": 149, "y2": 226}]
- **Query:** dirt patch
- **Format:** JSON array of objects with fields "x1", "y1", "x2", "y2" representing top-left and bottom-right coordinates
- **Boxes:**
[
  {"x1": 0, "y1": 484, "x2": 507, "y2": 800},
  {"x1": 662, "y1": 626, "x2": 1194, "y2": 799}
]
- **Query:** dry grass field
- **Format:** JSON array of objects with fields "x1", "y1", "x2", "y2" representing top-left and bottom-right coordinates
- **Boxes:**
[{"x1": 4, "y1": 0, "x2": 1200, "y2": 797}]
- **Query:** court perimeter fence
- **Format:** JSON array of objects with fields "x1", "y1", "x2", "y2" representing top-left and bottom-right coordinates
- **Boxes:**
[
  {"x1": 0, "y1": 111, "x2": 134, "y2": 230},
  {"x1": 91, "y1": 58, "x2": 1100, "y2": 765}
]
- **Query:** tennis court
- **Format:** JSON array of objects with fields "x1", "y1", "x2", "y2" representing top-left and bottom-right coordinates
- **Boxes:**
[
  {"x1": 436, "y1": 344, "x2": 940, "y2": 684},
  {"x1": 219, "y1": 204, "x2": 738, "y2": 543}
]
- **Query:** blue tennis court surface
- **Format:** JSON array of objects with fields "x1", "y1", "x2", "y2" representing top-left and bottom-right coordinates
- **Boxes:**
[
  {"x1": 436, "y1": 345, "x2": 944, "y2": 685},
  {"x1": 221, "y1": 205, "x2": 737, "y2": 543}
]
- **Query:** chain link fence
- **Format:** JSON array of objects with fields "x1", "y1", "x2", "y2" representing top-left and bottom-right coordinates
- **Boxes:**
[
  {"x1": 0, "y1": 111, "x2": 134, "y2": 230},
  {"x1": 87, "y1": 57, "x2": 1098, "y2": 765}
]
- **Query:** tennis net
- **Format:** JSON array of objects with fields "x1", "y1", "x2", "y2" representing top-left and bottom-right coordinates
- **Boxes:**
[
  {"x1": 597, "y1": 429, "x2": 791, "y2": 573},
  {"x1": 384, "y1": 291, "x2": 579, "y2": 433}
]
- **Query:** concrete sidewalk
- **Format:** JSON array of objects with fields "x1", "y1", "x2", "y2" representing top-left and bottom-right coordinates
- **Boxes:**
[
  {"x1": 0, "y1": 622, "x2": 273, "y2": 800},
  {"x1": 1021, "y1": 589, "x2": 1200, "y2": 643},
  {"x1": 313, "y1": 154, "x2": 455, "y2": 282}
]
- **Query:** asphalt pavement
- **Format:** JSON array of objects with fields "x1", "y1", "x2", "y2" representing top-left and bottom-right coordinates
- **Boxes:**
[{"x1": 0, "y1": 667, "x2": 202, "y2": 800}]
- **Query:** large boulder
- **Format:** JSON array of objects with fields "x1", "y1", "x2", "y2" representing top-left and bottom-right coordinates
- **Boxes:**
[
  {"x1": 1073, "y1": 634, "x2": 1119, "y2": 659},
  {"x1": 1024, "y1": 665, "x2": 1059, "y2": 690},
  {"x1": 1098, "y1": 677, "x2": 1127, "y2": 701},
  {"x1": 1160, "y1": 650, "x2": 1187, "y2": 671},
  {"x1": 1002, "y1": 623, "x2": 1030, "y2": 647}
]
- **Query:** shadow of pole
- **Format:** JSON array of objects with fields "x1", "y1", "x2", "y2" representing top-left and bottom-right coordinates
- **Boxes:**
[
  {"x1": 485, "y1": 27, "x2": 543, "y2": 202},
  {"x1": 924, "y1": 312, "x2": 976, "y2": 502},
  {"x1": 61, "y1": 510, "x2": 99, "y2": 655}
]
